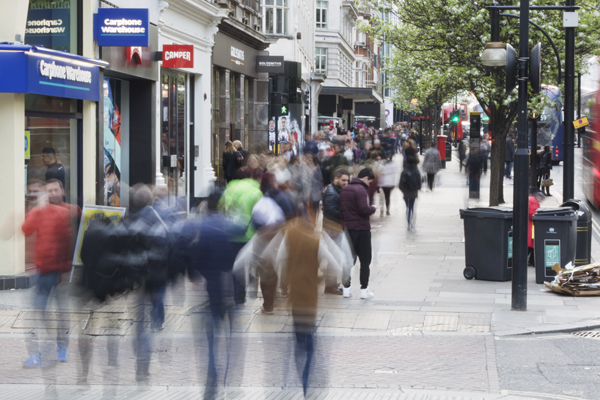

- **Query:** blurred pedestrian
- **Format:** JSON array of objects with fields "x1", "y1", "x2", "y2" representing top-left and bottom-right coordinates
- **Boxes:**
[
  {"x1": 458, "y1": 139, "x2": 467, "y2": 172},
  {"x1": 223, "y1": 141, "x2": 238, "y2": 183},
  {"x1": 233, "y1": 140, "x2": 249, "y2": 167},
  {"x1": 505, "y1": 133, "x2": 515, "y2": 179},
  {"x1": 277, "y1": 213, "x2": 340, "y2": 395},
  {"x1": 422, "y1": 144, "x2": 441, "y2": 191},
  {"x1": 339, "y1": 168, "x2": 377, "y2": 299},
  {"x1": 528, "y1": 190, "x2": 546, "y2": 266},
  {"x1": 538, "y1": 145, "x2": 553, "y2": 196},
  {"x1": 377, "y1": 157, "x2": 396, "y2": 216},
  {"x1": 399, "y1": 155, "x2": 421, "y2": 231},
  {"x1": 22, "y1": 180, "x2": 73, "y2": 368}
]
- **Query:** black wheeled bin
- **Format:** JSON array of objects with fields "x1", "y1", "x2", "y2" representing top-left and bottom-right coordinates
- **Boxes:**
[
  {"x1": 459, "y1": 207, "x2": 513, "y2": 281},
  {"x1": 560, "y1": 199, "x2": 592, "y2": 266},
  {"x1": 533, "y1": 207, "x2": 577, "y2": 283}
]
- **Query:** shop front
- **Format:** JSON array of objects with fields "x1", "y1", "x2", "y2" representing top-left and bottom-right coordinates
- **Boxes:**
[
  {"x1": 98, "y1": 18, "x2": 159, "y2": 209},
  {"x1": 211, "y1": 30, "x2": 269, "y2": 179},
  {"x1": 0, "y1": 44, "x2": 107, "y2": 280}
]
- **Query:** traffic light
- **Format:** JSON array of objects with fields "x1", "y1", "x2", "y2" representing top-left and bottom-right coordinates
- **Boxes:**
[
  {"x1": 271, "y1": 92, "x2": 290, "y2": 117},
  {"x1": 451, "y1": 112, "x2": 460, "y2": 123},
  {"x1": 303, "y1": 89, "x2": 310, "y2": 110}
]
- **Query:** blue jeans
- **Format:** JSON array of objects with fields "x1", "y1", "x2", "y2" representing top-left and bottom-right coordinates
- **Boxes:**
[
  {"x1": 405, "y1": 198, "x2": 416, "y2": 226},
  {"x1": 27, "y1": 271, "x2": 68, "y2": 357},
  {"x1": 149, "y1": 285, "x2": 166, "y2": 330}
]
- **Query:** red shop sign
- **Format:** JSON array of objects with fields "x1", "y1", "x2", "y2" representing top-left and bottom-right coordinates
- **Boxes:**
[{"x1": 162, "y1": 44, "x2": 194, "y2": 68}]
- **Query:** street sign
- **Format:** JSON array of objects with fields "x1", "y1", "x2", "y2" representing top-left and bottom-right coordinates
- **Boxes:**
[{"x1": 573, "y1": 117, "x2": 589, "y2": 129}]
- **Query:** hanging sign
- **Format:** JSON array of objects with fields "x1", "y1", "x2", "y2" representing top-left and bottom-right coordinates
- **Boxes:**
[
  {"x1": 94, "y1": 8, "x2": 149, "y2": 47},
  {"x1": 162, "y1": 44, "x2": 194, "y2": 68},
  {"x1": 573, "y1": 117, "x2": 589, "y2": 129}
]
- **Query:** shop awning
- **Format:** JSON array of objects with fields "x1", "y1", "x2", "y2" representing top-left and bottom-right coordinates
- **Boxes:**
[
  {"x1": 0, "y1": 44, "x2": 109, "y2": 101},
  {"x1": 320, "y1": 86, "x2": 383, "y2": 104}
]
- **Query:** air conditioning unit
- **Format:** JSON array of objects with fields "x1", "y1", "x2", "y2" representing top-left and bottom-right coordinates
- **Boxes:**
[{"x1": 355, "y1": 41, "x2": 366, "y2": 47}]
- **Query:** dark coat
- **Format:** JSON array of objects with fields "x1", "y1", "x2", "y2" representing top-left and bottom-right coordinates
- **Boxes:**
[
  {"x1": 339, "y1": 178, "x2": 376, "y2": 231},
  {"x1": 505, "y1": 137, "x2": 516, "y2": 162},
  {"x1": 322, "y1": 183, "x2": 342, "y2": 222},
  {"x1": 222, "y1": 151, "x2": 238, "y2": 179},
  {"x1": 399, "y1": 164, "x2": 421, "y2": 199},
  {"x1": 238, "y1": 148, "x2": 249, "y2": 166}
]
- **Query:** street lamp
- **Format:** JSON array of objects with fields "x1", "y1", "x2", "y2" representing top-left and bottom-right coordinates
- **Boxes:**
[
  {"x1": 480, "y1": 42, "x2": 506, "y2": 67},
  {"x1": 481, "y1": 1, "x2": 579, "y2": 312}
]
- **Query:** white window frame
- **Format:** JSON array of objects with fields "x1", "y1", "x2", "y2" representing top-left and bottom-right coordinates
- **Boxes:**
[
  {"x1": 315, "y1": 48, "x2": 327, "y2": 74},
  {"x1": 263, "y1": 0, "x2": 288, "y2": 35},
  {"x1": 316, "y1": 1, "x2": 327, "y2": 29}
]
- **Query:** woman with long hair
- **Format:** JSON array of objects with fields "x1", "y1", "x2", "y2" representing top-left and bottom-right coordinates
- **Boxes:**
[{"x1": 222, "y1": 141, "x2": 238, "y2": 183}]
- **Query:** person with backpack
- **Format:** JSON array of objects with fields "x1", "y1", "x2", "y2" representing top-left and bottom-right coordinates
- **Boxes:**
[{"x1": 399, "y1": 155, "x2": 422, "y2": 231}]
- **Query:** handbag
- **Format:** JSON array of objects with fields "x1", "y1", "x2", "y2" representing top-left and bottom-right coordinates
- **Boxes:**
[{"x1": 541, "y1": 178, "x2": 554, "y2": 188}]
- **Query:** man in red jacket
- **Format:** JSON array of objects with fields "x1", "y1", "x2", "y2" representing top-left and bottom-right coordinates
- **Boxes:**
[
  {"x1": 339, "y1": 167, "x2": 377, "y2": 299},
  {"x1": 22, "y1": 180, "x2": 73, "y2": 368}
]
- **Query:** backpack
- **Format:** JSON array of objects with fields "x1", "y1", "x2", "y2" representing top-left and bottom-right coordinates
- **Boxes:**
[
  {"x1": 400, "y1": 167, "x2": 420, "y2": 191},
  {"x1": 235, "y1": 151, "x2": 244, "y2": 167}
]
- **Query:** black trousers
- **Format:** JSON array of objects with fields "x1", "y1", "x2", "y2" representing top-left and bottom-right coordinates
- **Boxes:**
[
  {"x1": 348, "y1": 230, "x2": 372, "y2": 289},
  {"x1": 426, "y1": 173, "x2": 435, "y2": 190}
]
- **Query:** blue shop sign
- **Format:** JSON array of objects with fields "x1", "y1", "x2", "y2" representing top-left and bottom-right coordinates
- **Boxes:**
[
  {"x1": 25, "y1": 8, "x2": 71, "y2": 49},
  {"x1": 0, "y1": 45, "x2": 108, "y2": 101},
  {"x1": 94, "y1": 8, "x2": 149, "y2": 47}
]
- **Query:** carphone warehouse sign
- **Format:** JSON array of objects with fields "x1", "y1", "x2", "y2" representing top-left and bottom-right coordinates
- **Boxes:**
[
  {"x1": 25, "y1": 8, "x2": 71, "y2": 49},
  {"x1": 94, "y1": 8, "x2": 149, "y2": 47}
]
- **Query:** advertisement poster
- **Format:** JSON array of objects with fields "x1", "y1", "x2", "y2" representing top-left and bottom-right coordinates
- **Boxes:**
[
  {"x1": 72, "y1": 205, "x2": 126, "y2": 266},
  {"x1": 103, "y1": 77, "x2": 122, "y2": 207},
  {"x1": 269, "y1": 104, "x2": 303, "y2": 156},
  {"x1": 544, "y1": 239, "x2": 560, "y2": 276},
  {"x1": 24, "y1": 131, "x2": 30, "y2": 159}
]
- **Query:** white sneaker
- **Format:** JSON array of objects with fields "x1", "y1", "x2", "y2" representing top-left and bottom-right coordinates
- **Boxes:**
[
  {"x1": 360, "y1": 287, "x2": 375, "y2": 299},
  {"x1": 342, "y1": 286, "x2": 352, "y2": 298}
]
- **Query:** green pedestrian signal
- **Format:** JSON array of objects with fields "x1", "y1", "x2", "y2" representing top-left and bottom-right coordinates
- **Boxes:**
[
  {"x1": 452, "y1": 114, "x2": 460, "y2": 123},
  {"x1": 281, "y1": 105, "x2": 288, "y2": 114}
]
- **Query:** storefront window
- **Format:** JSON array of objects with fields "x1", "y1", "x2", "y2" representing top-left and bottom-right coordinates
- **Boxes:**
[
  {"x1": 25, "y1": 0, "x2": 78, "y2": 54},
  {"x1": 161, "y1": 71, "x2": 187, "y2": 207},
  {"x1": 25, "y1": 95, "x2": 78, "y2": 270}
]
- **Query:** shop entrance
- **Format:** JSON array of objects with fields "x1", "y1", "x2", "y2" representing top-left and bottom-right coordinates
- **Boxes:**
[{"x1": 161, "y1": 71, "x2": 187, "y2": 207}]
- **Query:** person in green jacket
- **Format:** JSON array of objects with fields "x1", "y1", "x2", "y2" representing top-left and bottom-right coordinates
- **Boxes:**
[{"x1": 219, "y1": 170, "x2": 264, "y2": 303}]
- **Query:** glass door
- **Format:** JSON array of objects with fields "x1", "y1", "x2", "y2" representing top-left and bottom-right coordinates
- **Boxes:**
[{"x1": 161, "y1": 71, "x2": 187, "y2": 209}]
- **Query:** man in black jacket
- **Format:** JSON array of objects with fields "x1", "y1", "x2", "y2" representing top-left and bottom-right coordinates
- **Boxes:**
[{"x1": 322, "y1": 169, "x2": 349, "y2": 295}]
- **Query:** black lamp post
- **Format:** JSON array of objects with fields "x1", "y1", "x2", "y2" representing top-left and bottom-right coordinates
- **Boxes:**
[{"x1": 482, "y1": 1, "x2": 579, "y2": 312}]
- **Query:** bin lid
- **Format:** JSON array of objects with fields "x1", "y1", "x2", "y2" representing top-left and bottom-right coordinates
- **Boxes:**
[
  {"x1": 532, "y1": 207, "x2": 577, "y2": 221},
  {"x1": 560, "y1": 199, "x2": 592, "y2": 223},
  {"x1": 460, "y1": 206, "x2": 513, "y2": 219}
]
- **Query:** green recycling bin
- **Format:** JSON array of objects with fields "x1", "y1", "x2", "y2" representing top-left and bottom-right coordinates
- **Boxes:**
[
  {"x1": 460, "y1": 207, "x2": 513, "y2": 281},
  {"x1": 533, "y1": 207, "x2": 577, "y2": 284}
]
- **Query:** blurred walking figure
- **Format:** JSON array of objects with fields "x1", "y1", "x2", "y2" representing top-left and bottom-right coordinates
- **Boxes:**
[
  {"x1": 339, "y1": 168, "x2": 377, "y2": 299},
  {"x1": 22, "y1": 180, "x2": 73, "y2": 368},
  {"x1": 505, "y1": 133, "x2": 515, "y2": 179},
  {"x1": 277, "y1": 214, "x2": 340, "y2": 396},
  {"x1": 458, "y1": 139, "x2": 466, "y2": 172},
  {"x1": 377, "y1": 158, "x2": 396, "y2": 216},
  {"x1": 528, "y1": 190, "x2": 546, "y2": 266},
  {"x1": 399, "y1": 155, "x2": 421, "y2": 232},
  {"x1": 466, "y1": 150, "x2": 483, "y2": 197},
  {"x1": 322, "y1": 169, "x2": 350, "y2": 295},
  {"x1": 480, "y1": 135, "x2": 490, "y2": 174},
  {"x1": 422, "y1": 144, "x2": 441, "y2": 191},
  {"x1": 175, "y1": 189, "x2": 245, "y2": 399},
  {"x1": 538, "y1": 145, "x2": 553, "y2": 196}
]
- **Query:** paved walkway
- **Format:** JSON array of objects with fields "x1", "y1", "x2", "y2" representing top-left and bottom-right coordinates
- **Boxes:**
[{"x1": 0, "y1": 148, "x2": 598, "y2": 399}]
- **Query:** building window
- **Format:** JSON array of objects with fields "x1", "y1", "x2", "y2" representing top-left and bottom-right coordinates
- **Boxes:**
[
  {"x1": 315, "y1": 48, "x2": 327, "y2": 74},
  {"x1": 340, "y1": 53, "x2": 351, "y2": 86},
  {"x1": 316, "y1": 1, "x2": 327, "y2": 29},
  {"x1": 264, "y1": 0, "x2": 288, "y2": 35}
]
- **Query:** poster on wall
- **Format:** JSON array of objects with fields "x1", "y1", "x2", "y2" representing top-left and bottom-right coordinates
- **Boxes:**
[
  {"x1": 103, "y1": 77, "x2": 122, "y2": 207},
  {"x1": 268, "y1": 104, "x2": 303, "y2": 157},
  {"x1": 72, "y1": 205, "x2": 126, "y2": 267}
]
